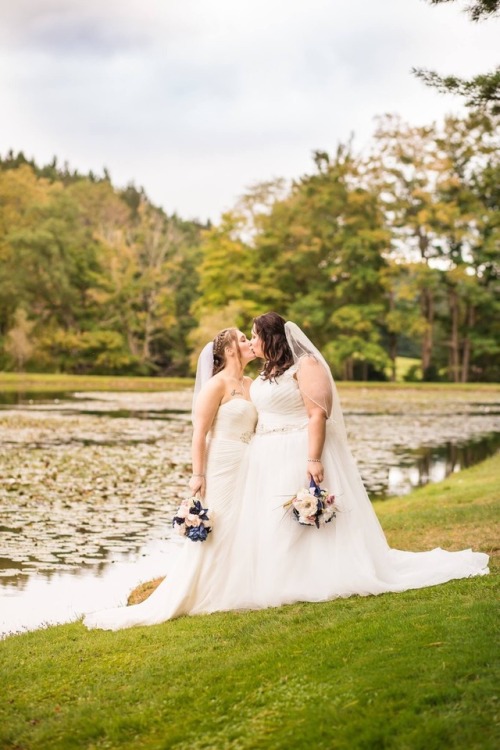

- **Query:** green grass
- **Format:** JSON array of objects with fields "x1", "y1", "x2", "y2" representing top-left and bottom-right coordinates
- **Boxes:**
[
  {"x1": 396, "y1": 355, "x2": 421, "y2": 380},
  {"x1": 374, "y1": 453, "x2": 499, "y2": 567},
  {"x1": 1, "y1": 456, "x2": 499, "y2": 750},
  {"x1": 336, "y1": 380, "x2": 499, "y2": 391},
  {"x1": 385, "y1": 356, "x2": 421, "y2": 381},
  {"x1": 1, "y1": 371, "x2": 498, "y2": 394},
  {"x1": 0, "y1": 372, "x2": 194, "y2": 393}
]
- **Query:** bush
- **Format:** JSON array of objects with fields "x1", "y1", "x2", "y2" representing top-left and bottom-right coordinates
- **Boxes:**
[
  {"x1": 35, "y1": 329, "x2": 148, "y2": 375},
  {"x1": 404, "y1": 364, "x2": 422, "y2": 382}
]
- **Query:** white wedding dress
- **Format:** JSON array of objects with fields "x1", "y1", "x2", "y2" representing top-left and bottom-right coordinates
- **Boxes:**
[
  {"x1": 221, "y1": 366, "x2": 489, "y2": 610},
  {"x1": 84, "y1": 369, "x2": 488, "y2": 630},
  {"x1": 84, "y1": 398, "x2": 257, "y2": 630}
]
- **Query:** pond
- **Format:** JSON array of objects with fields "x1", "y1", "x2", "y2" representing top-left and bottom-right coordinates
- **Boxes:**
[{"x1": 1, "y1": 386, "x2": 498, "y2": 637}]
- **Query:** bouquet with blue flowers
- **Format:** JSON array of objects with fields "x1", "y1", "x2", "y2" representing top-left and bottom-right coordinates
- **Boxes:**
[
  {"x1": 283, "y1": 478, "x2": 337, "y2": 528},
  {"x1": 172, "y1": 497, "x2": 213, "y2": 542}
]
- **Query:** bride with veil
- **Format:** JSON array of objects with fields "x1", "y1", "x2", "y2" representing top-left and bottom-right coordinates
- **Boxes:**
[
  {"x1": 85, "y1": 313, "x2": 488, "y2": 630},
  {"x1": 220, "y1": 312, "x2": 488, "y2": 610},
  {"x1": 84, "y1": 328, "x2": 257, "y2": 629}
]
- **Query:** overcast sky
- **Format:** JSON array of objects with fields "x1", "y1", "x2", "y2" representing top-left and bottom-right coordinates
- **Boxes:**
[{"x1": 1, "y1": 0, "x2": 498, "y2": 222}]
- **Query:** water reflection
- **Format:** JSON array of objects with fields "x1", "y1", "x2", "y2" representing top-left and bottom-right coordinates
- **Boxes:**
[
  {"x1": 0, "y1": 391, "x2": 72, "y2": 405},
  {"x1": 0, "y1": 392, "x2": 187, "y2": 421},
  {"x1": 376, "y1": 433, "x2": 500, "y2": 499},
  {"x1": 0, "y1": 537, "x2": 179, "y2": 637}
]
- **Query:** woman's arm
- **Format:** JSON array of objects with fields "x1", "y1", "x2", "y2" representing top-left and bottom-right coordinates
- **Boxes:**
[
  {"x1": 189, "y1": 378, "x2": 224, "y2": 498},
  {"x1": 304, "y1": 406, "x2": 327, "y2": 485},
  {"x1": 296, "y1": 357, "x2": 329, "y2": 485}
]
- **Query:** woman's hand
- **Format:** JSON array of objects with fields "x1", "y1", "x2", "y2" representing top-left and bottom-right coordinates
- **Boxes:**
[
  {"x1": 307, "y1": 459, "x2": 324, "y2": 485},
  {"x1": 189, "y1": 475, "x2": 206, "y2": 498}
]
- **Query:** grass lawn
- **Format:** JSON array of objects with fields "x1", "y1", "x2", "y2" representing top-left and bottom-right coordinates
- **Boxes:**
[
  {"x1": 385, "y1": 356, "x2": 421, "y2": 381},
  {"x1": 1, "y1": 371, "x2": 499, "y2": 395},
  {"x1": 0, "y1": 372, "x2": 194, "y2": 393},
  {"x1": 0, "y1": 456, "x2": 498, "y2": 750}
]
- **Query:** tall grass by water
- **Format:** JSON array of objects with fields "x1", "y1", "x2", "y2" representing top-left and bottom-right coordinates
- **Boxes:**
[
  {"x1": 1, "y1": 454, "x2": 498, "y2": 750},
  {"x1": 1, "y1": 371, "x2": 499, "y2": 394},
  {"x1": 0, "y1": 372, "x2": 194, "y2": 393}
]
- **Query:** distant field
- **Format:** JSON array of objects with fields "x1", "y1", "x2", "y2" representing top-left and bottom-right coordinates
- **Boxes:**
[
  {"x1": 0, "y1": 372, "x2": 194, "y2": 393},
  {"x1": 1, "y1": 371, "x2": 498, "y2": 394}
]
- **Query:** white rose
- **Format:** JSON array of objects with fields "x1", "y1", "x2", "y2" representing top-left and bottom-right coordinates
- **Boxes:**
[
  {"x1": 296, "y1": 488, "x2": 312, "y2": 501},
  {"x1": 294, "y1": 496, "x2": 317, "y2": 515}
]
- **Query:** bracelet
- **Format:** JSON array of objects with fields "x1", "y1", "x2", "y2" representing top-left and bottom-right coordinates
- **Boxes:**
[
  {"x1": 192, "y1": 473, "x2": 205, "y2": 478},
  {"x1": 307, "y1": 458, "x2": 322, "y2": 463}
]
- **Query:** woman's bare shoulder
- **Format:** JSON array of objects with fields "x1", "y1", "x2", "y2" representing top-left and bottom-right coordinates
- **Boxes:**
[{"x1": 199, "y1": 373, "x2": 226, "y2": 398}]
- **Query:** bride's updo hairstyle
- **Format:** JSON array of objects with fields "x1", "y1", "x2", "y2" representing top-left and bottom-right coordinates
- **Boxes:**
[
  {"x1": 253, "y1": 312, "x2": 294, "y2": 381},
  {"x1": 212, "y1": 328, "x2": 241, "y2": 376}
]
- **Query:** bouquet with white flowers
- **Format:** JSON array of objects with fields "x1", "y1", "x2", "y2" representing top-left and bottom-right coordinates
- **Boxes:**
[
  {"x1": 284, "y1": 479, "x2": 337, "y2": 528},
  {"x1": 172, "y1": 497, "x2": 213, "y2": 542}
]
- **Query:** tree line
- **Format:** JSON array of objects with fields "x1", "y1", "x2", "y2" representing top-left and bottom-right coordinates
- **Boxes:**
[
  {"x1": 0, "y1": 152, "x2": 205, "y2": 375},
  {"x1": 192, "y1": 112, "x2": 499, "y2": 382},
  {"x1": 0, "y1": 110, "x2": 498, "y2": 381}
]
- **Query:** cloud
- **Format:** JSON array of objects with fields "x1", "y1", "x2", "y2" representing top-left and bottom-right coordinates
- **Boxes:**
[
  {"x1": 0, "y1": 0, "x2": 154, "y2": 53},
  {"x1": 0, "y1": 0, "x2": 498, "y2": 220}
]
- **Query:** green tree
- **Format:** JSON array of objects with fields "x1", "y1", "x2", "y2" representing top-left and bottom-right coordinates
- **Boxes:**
[
  {"x1": 413, "y1": 1, "x2": 500, "y2": 114},
  {"x1": 0, "y1": 165, "x2": 54, "y2": 341},
  {"x1": 4, "y1": 308, "x2": 34, "y2": 371},
  {"x1": 379, "y1": 262, "x2": 425, "y2": 381},
  {"x1": 191, "y1": 147, "x2": 391, "y2": 379},
  {"x1": 432, "y1": 113, "x2": 499, "y2": 380},
  {"x1": 8, "y1": 190, "x2": 102, "y2": 331},
  {"x1": 191, "y1": 211, "x2": 262, "y2": 329},
  {"x1": 253, "y1": 147, "x2": 390, "y2": 378},
  {"x1": 371, "y1": 115, "x2": 464, "y2": 377},
  {"x1": 89, "y1": 196, "x2": 199, "y2": 374},
  {"x1": 0, "y1": 157, "x2": 204, "y2": 375},
  {"x1": 370, "y1": 112, "x2": 498, "y2": 381}
]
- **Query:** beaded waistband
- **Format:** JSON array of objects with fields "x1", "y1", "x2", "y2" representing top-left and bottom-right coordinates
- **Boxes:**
[{"x1": 256, "y1": 420, "x2": 308, "y2": 435}]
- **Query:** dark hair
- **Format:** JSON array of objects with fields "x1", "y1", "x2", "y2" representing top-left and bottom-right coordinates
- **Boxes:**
[
  {"x1": 253, "y1": 312, "x2": 294, "y2": 381},
  {"x1": 212, "y1": 328, "x2": 240, "y2": 375}
]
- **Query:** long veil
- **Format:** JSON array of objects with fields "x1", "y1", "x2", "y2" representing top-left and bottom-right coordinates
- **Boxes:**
[
  {"x1": 285, "y1": 321, "x2": 347, "y2": 442},
  {"x1": 191, "y1": 342, "x2": 214, "y2": 423}
]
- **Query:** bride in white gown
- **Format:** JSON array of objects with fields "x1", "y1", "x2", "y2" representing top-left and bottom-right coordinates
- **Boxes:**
[
  {"x1": 221, "y1": 313, "x2": 489, "y2": 610},
  {"x1": 85, "y1": 315, "x2": 488, "y2": 630},
  {"x1": 84, "y1": 328, "x2": 257, "y2": 630}
]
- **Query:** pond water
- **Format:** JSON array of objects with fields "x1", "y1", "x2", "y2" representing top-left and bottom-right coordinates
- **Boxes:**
[{"x1": 1, "y1": 387, "x2": 498, "y2": 637}]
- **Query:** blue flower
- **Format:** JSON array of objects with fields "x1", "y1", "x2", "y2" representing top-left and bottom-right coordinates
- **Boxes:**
[
  {"x1": 186, "y1": 525, "x2": 209, "y2": 542},
  {"x1": 172, "y1": 496, "x2": 213, "y2": 541}
]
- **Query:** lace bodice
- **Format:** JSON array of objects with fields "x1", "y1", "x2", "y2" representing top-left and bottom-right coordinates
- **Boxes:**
[
  {"x1": 250, "y1": 367, "x2": 309, "y2": 434},
  {"x1": 210, "y1": 398, "x2": 257, "y2": 443}
]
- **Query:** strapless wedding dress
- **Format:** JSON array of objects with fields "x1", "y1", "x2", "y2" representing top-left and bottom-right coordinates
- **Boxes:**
[
  {"x1": 84, "y1": 398, "x2": 257, "y2": 629},
  {"x1": 221, "y1": 367, "x2": 489, "y2": 610}
]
